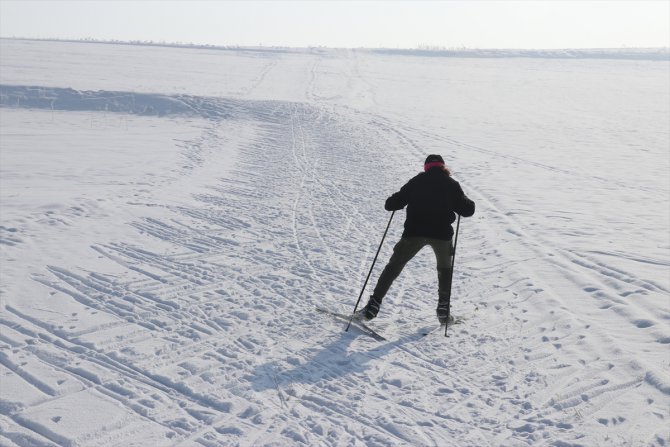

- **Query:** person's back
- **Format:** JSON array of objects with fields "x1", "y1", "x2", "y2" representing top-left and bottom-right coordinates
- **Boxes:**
[{"x1": 387, "y1": 167, "x2": 474, "y2": 241}]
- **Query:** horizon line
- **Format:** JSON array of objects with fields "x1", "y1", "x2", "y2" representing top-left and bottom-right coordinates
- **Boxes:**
[{"x1": 2, "y1": 36, "x2": 668, "y2": 53}]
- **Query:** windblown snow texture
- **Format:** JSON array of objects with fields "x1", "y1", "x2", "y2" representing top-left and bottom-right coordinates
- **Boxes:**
[{"x1": 0, "y1": 39, "x2": 669, "y2": 446}]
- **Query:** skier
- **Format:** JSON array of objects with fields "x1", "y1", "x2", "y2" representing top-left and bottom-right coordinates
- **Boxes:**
[{"x1": 356, "y1": 154, "x2": 475, "y2": 324}]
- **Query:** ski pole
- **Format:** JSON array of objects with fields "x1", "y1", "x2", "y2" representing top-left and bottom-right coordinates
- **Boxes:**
[
  {"x1": 346, "y1": 211, "x2": 395, "y2": 332},
  {"x1": 445, "y1": 214, "x2": 461, "y2": 337}
]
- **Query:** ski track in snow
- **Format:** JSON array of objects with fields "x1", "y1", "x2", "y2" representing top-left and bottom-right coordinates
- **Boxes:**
[{"x1": 1, "y1": 41, "x2": 669, "y2": 447}]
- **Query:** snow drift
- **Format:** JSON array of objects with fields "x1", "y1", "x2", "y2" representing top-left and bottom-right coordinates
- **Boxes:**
[{"x1": 1, "y1": 38, "x2": 669, "y2": 446}]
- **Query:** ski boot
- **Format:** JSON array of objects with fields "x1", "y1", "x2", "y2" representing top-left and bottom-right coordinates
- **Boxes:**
[
  {"x1": 436, "y1": 303, "x2": 454, "y2": 325},
  {"x1": 355, "y1": 295, "x2": 382, "y2": 321}
]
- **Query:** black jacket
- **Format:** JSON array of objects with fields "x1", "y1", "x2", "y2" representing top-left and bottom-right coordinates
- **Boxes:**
[{"x1": 385, "y1": 167, "x2": 475, "y2": 241}]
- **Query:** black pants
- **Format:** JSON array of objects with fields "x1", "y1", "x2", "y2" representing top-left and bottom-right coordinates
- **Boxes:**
[{"x1": 372, "y1": 236, "x2": 453, "y2": 306}]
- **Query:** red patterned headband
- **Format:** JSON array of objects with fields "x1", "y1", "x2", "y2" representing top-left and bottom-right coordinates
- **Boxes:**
[{"x1": 424, "y1": 161, "x2": 445, "y2": 171}]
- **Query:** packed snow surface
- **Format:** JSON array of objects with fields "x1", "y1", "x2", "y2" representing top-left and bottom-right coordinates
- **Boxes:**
[{"x1": 1, "y1": 39, "x2": 669, "y2": 446}]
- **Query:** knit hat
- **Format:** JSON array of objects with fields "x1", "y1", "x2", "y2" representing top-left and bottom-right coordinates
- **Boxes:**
[
  {"x1": 424, "y1": 154, "x2": 444, "y2": 164},
  {"x1": 424, "y1": 154, "x2": 445, "y2": 171}
]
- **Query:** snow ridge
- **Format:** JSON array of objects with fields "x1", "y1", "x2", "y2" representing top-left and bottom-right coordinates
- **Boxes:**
[{"x1": 0, "y1": 85, "x2": 236, "y2": 119}]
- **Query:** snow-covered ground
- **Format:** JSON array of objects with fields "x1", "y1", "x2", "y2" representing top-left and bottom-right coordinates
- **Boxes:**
[{"x1": 1, "y1": 38, "x2": 668, "y2": 446}]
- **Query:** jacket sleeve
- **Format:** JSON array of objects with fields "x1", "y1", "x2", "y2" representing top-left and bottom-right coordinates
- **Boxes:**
[
  {"x1": 385, "y1": 182, "x2": 411, "y2": 211},
  {"x1": 453, "y1": 182, "x2": 475, "y2": 217}
]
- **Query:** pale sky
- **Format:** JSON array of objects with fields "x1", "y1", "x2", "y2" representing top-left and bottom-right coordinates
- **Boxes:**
[{"x1": 0, "y1": 0, "x2": 668, "y2": 49}]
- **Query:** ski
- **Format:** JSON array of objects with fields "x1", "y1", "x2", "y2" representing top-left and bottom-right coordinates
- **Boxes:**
[
  {"x1": 316, "y1": 307, "x2": 387, "y2": 341},
  {"x1": 420, "y1": 316, "x2": 466, "y2": 337},
  {"x1": 420, "y1": 325, "x2": 445, "y2": 337}
]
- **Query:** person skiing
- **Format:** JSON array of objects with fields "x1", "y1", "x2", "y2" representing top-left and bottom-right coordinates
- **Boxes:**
[{"x1": 356, "y1": 154, "x2": 475, "y2": 324}]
